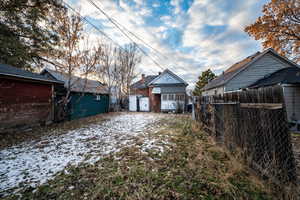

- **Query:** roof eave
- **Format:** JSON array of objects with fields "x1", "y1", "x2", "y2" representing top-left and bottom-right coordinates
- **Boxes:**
[{"x1": 0, "y1": 72, "x2": 64, "y2": 84}]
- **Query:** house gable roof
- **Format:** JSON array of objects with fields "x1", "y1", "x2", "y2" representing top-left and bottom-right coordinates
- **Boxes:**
[
  {"x1": 130, "y1": 75, "x2": 158, "y2": 89},
  {"x1": 0, "y1": 64, "x2": 64, "y2": 84},
  {"x1": 203, "y1": 48, "x2": 299, "y2": 91},
  {"x1": 249, "y1": 66, "x2": 300, "y2": 88},
  {"x1": 148, "y1": 69, "x2": 188, "y2": 86},
  {"x1": 41, "y1": 68, "x2": 108, "y2": 94}
]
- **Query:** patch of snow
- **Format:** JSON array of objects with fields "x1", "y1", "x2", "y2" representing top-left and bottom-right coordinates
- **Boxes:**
[{"x1": 0, "y1": 113, "x2": 165, "y2": 196}]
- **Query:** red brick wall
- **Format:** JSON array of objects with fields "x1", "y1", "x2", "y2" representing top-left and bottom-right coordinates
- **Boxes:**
[
  {"x1": 0, "y1": 77, "x2": 53, "y2": 133},
  {"x1": 149, "y1": 87, "x2": 161, "y2": 112},
  {"x1": 130, "y1": 88, "x2": 149, "y2": 97}
]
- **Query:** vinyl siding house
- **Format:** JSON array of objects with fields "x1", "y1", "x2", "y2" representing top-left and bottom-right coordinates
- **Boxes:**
[
  {"x1": 248, "y1": 67, "x2": 300, "y2": 129},
  {"x1": 202, "y1": 49, "x2": 297, "y2": 96},
  {"x1": 0, "y1": 64, "x2": 64, "y2": 133},
  {"x1": 130, "y1": 69, "x2": 188, "y2": 112},
  {"x1": 41, "y1": 68, "x2": 109, "y2": 120}
]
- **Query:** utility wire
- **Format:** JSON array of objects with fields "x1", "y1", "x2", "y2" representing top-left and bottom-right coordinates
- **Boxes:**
[
  {"x1": 63, "y1": 1, "x2": 125, "y2": 50},
  {"x1": 90, "y1": 0, "x2": 184, "y2": 75},
  {"x1": 87, "y1": 0, "x2": 166, "y2": 71},
  {"x1": 94, "y1": 0, "x2": 168, "y2": 60},
  {"x1": 63, "y1": 0, "x2": 160, "y2": 74}
]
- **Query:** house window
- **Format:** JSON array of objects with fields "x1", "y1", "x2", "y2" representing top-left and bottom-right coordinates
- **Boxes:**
[
  {"x1": 95, "y1": 95, "x2": 101, "y2": 101},
  {"x1": 168, "y1": 94, "x2": 175, "y2": 101},
  {"x1": 176, "y1": 94, "x2": 184, "y2": 101},
  {"x1": 162, "y1": 94, "x2": 168, "y2": 101}
]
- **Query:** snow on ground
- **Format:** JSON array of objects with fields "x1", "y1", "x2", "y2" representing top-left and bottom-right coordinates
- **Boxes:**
[{"x1": 0, "y1": 113, "x2": 166, "y2": 196}]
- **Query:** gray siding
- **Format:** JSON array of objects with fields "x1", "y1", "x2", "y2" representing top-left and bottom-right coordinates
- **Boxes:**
[
  {"x1": 202, "y1": 86, "x2": 224, "y2": 96},
  {"x1": 283, "y1": 85, "x2": 300, "y2": 122},
  {"x1": 225, "y1": 53, "x2": 291, "y2": 92},
  {"x1": 160, "y1": 86, "x2": 186, "y2": 94}
]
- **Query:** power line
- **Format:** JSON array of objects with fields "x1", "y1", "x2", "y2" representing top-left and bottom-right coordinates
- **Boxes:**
[
  {"x1": 94, "y1": 0, "x2": 168, "y2": 60},
  {"x1": 63, "y1": 1, "x2": 125, "y2": 50},
  {"x1": 62, "y1": 0, "x2": 160, "y2": 74},
  {"x1": 89, "y1": 0, "x2": 184, "y2": 75},
  {"x1": 87, "y1": 0, "x2": 165, "y2": 71}
]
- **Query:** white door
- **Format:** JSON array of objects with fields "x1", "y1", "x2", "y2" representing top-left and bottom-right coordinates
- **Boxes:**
[
  {"x1": 129, "y1": 95, "x2": 137, "y2": 111},
  {"x1": 139, "y1": 97, "x2": 150, "y2": 112}
]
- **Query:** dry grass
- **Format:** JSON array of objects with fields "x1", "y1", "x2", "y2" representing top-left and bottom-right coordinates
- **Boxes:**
[
  {"x1": 0, "y1": 112, "x2": 121, "y2": 150},
  {"x1": 4, "y1": 115, "x2": 276, "y2": 200}
]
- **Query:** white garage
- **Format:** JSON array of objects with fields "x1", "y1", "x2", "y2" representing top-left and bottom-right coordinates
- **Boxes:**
[
  {"x1": 129, "y1": 95, "x2": 149, "y2": 112},
  {"x1": 139, "y1": 97, "x2": 150, "y2": 112}
]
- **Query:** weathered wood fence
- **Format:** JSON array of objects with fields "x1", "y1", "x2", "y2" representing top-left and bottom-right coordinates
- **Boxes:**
[{"x1": 194, "y1": 86, "x2": 297, "y2": 185}]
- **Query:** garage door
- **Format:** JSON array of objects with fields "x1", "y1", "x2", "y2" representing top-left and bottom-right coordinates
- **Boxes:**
[{"x1": 139, "y1": 97, "x2": 150, "y2": 112}]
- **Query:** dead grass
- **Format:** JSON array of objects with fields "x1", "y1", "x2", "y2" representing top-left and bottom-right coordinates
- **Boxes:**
[
  {"x1": 4, "y1": 115, "x2": 275, "y2": 200},
  {"x1": 0, "y1": 112, "x2": 120, "y2": 150}
]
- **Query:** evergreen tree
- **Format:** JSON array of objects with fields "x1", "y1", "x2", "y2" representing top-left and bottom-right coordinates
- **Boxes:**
[
  {"x1": 193, "y1": 69, "x2": 216, "y2": 96},
  {"x1": 0, "y1": 0, "x2": 65, "y2": 69}
]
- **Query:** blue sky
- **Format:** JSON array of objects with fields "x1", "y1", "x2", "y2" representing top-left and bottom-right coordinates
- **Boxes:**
[{"x1": 71, "y1": 0, "x2": 270, "y2": 88}]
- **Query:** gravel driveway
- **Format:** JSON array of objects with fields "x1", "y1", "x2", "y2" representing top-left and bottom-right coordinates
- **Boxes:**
[{"x1": 0, "y1": 113, "x2": 165, "y2": 196}]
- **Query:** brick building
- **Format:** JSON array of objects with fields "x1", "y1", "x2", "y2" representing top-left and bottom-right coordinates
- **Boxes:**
[
  {"x1": 0, "y1": 64, "x2": 63, "y2": 133},
  {"x1": 130, "y1": 69, "x2": 188, "y2": 112}
]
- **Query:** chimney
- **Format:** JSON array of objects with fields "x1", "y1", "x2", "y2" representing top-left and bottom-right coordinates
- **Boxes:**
[
  {"x1": 141, "y1": 74, "x2": 145, "y2": 83},
  {"x1": 158, "y1": 72, "x2": 162, "y2": 75}
]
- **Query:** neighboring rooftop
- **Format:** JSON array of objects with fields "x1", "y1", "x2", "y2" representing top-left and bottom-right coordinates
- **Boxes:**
[
  {"x1": 249, "y1": 66, "x2": 300, "y2": 88},
  {"x1": 41, "y1": 68, "x2": 108, "y2": 94},
  {"x1": 131, "y1": 75, "x2": 158, "y2": 89},
  {"x1": 131, "y1": 68, "x2": 188, "y2": 89},
  {"x1": 202, "y1": 48, "x2": 299, "y2": 91},
  {"x1": 202, "y1": 51, "x2": 262, "y2": 91},
  {"x1": 0, "y1": 64, "x2": 63, "y2": 84}
]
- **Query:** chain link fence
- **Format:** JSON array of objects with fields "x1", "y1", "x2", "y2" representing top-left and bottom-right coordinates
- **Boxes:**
[{"x1": 194, "y1": 86, "x2": 297, "y2": 186}]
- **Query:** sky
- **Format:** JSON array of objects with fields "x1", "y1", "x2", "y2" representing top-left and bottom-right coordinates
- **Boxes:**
[{"x1": 69, "y1": 0, "x2": 270, "y2": 88}]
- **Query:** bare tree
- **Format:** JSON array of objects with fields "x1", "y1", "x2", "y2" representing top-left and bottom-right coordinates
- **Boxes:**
[
  {"x1": 79, "y1": 40, "x2": 103, "y2": 93},
  {"x1": 96, "y1": 43, "x2": 141, "y2": 110},
  {"x1": 48, "y1": 10, "x2": 102, "y2": 100},
  {"x1": 97, "y1": 44, "x2": 118, "y2": 99},
  {"x1": 117, "y1": 43, "x2": 141, "y2": 96}
]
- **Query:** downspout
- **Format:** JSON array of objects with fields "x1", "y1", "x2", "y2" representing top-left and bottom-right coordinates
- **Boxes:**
[{"x1": 51, "y1": 84, "x2": 55, "y2": 123}]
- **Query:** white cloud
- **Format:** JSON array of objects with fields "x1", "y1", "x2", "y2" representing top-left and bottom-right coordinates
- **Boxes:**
[{"x1": 69, "y1": 0, "x2": 268, "y2": 89}]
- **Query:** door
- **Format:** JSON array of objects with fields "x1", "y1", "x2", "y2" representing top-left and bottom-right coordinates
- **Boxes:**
[
  {"x1": 129, "y1": 95, "x2": 137, "y2": 111},
  {"x1": 139, "y1": 97, "x2": 150, "y2": 112}
]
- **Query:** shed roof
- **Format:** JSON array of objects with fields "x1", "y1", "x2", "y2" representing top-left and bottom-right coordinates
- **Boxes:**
[
  {"x1": 0, "y1": 64, "x2": 63, "y2": 84},
  {"x1": 41, "y1": 68, "x2": 108, "y2": 94},
  {"x1": 249, "y1": 67, "x2": 300, "y2": 88},
  {"x1": 202, "y1": 48, "x2": 299, "y2": 91}
]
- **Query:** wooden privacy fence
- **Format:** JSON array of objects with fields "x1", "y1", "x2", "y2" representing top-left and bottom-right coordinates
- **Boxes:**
[{"x1": 194, "y1": 86, "x2": 297, "y2": 185}]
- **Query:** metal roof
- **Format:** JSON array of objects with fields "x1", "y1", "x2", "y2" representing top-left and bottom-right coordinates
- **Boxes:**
[
  {"x1": 0, "y1": 64, "x2": 64, "y2": 84},
  {"x1": 41, "y1": 68, "x2": 108, "y2": 94},
  {"x1": 249, "y1": 67, "x2": 300, "y2": 88}
]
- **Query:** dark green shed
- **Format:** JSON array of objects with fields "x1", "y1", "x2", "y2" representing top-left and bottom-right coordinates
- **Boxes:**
[
  {"x1": 69, "y1": 93, "x2": 109, "y2": 120},
  {"x1": 40, "y1": 68, "x2": 110, "y2": 121}
]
